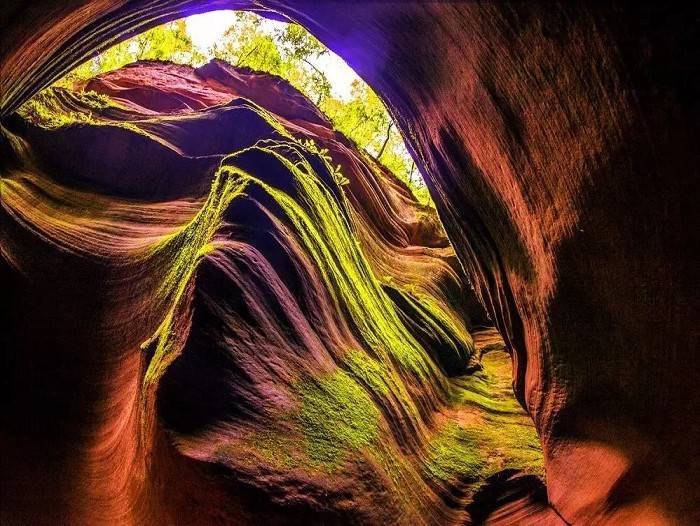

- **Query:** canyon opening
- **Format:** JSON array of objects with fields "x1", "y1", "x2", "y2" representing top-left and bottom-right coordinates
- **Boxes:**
[{"x1": 1, "y1": 3, "x2": 697, "y2": 526}]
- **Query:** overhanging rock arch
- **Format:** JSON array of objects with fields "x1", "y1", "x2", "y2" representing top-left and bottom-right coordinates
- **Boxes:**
[{"x1": 1, "y1": 2, "x2": 698, "y2": 524}]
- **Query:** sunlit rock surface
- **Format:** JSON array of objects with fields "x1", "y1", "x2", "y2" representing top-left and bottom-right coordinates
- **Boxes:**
[
  {"x1": 1, "y1": 61, "x2": 547, "y2": 524},
  {"x1": 1, "y1": 2, "x2": 698, "y2": 524}
]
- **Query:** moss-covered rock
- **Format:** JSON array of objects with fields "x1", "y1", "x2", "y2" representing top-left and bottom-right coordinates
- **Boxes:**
[{"x1": 295, "y1": 368, "x2": 380, "y2": 469}]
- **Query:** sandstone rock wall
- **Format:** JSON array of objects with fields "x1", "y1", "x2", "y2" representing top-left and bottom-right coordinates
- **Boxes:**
[{"x1": 1, "y1": 2, "x2": 698, "y2": 524}]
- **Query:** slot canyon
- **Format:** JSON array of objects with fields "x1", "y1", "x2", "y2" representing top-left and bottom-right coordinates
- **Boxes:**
[{"x1": 1, "y1": 2, "x2": 697, "y2": 525}]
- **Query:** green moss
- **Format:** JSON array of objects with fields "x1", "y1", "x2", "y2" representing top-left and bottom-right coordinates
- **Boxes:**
[
  {"x1": 423, "y1": 410, "x2": 543, "y2": 484},
  {"x1": 343, "y1": 348, "x2": 390, "y2": 396},
  {"x1": 295, "y1": 368, "x2": 380, "y2": 469},
  {"x1": 451, "y1": 375, "x2": 522, "y2": 414},
  {"x1": 244, "y1": 142, "x2": 440, "y2": 382},
  {"x1": 445, "y1": 352, "x2": 545, "y2": 477},
  {"x1": 18, "y1": 89, "x2": 88, "y2": 129},
  {"x1": 236, "y1": 429, "x2": 301, "y2": 469},
  {"x1": 449, "y1": 352, "x2": 524, "y2": 415},
  {"x1": 135, "y1": 120, "x2": 439, "y2": 442},
  {"x1": 17, "y1": 88, "x2": 115, "y2": 129},
  {"x1": 119, "y1": 103, "x2": 451, "y2": 453},
  {"x1": 392, "y1": 289, "x2": 475, "y2": 374},
  {"x1": 472, "y1": 413, "x2": 544, "y2": 475},
  {"x1": 142, "y1": 166, "x2": 250, "y2": 389},
  {"x1": 415, "y1": 293, "x2": 474, "y2": 352},
  {"x1": 423, "y1": 421, "x2": 486, "y2": 483},
  {"x1": 217, "y1": 370, "x2": 383, "y2": 473}
]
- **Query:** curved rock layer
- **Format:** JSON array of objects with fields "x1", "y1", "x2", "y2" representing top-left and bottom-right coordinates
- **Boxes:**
[
  {"x1": 1, "y1": 2, "x2": 698, "y2": 525},
  {"x1": 1, "y1": 61, "x2": 548, "y2": 525}
]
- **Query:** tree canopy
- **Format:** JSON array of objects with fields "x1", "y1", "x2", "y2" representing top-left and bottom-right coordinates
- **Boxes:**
[{"x1": 64, "y1": 21, "x2": 206, "y2": 81}]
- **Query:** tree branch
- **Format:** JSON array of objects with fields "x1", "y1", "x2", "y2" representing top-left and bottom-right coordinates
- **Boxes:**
[{"x1": 377, "y1": 122, "x2": 393, "y2": 160}]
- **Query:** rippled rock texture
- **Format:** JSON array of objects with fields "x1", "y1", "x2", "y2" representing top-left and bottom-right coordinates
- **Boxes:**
[
  {"x1": 1, "y1": 2, "x2": 698, "y2": 525},
  {"x1": 1, "y1": 61, "x2": 547, "y2": 524}
]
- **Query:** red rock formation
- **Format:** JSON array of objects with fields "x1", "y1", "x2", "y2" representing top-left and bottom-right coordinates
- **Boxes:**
[
  {"x1": 1, "y1": 2, "x2": 698, "y2": 525},
  {"x1": 2, "y1": 59, "x2": 547, "y2": 525}
]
